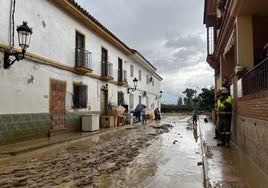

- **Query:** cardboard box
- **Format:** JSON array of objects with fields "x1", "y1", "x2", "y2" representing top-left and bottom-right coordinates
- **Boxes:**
[
  {"x1": 101, "y1": 115, "x2": 115, "y2": 128},
  {"x1": 146, "y1": 110, "x2": 154, "y2": 119},
  {"x1": 107, "y1": 105, "x2": 126, "y2": 116},
  {"x1": 114, "y1": 116, "x2": 118, "y2": 127},
  {"x1": 107, "y1": 109, "x2": 121, "y2": 116},
  {"x1": 116, "y1": 105, "x2": 126, "y2": 116},
  {"x1": 117, "y1": 115, "x2": 126, "y2": 126}
]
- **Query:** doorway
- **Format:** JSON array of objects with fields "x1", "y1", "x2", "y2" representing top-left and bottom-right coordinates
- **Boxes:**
[
  {"x1": 100, "y1": 89, "x2": 108, "y2": 116},
  {"x1": 50, "y1": 79, "x2": 66, "y2": 130}
]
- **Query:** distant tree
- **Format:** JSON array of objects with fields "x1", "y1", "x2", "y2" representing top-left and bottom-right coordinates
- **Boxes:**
[
  {"x1": 183, "y1": 88, "x2": 196, "y2": 106},
  {"x1": 198, "y1": 87, "x2": 215, "y2": 111},
  {"x1": 177, "y1": 97, "x2": 183, "y2": 106},
  {"x1": 183, "y1": 97, "x2": 187, "y2": 105}
]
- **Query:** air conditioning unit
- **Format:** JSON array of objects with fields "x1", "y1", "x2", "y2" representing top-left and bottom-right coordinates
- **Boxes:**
[{"x1": 82, "y1": 114, "x2": 99, "y2": 132}]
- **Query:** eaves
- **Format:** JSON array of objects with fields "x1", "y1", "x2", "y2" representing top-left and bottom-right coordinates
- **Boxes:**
[
  {"x1": 52, "y1": 0, "x2": 133, "y2": 56},
  {"x1": 130, "y1": 49, "x2": 157, "y2": 72},
  {"x1": 214, "y1": 0, "x2": 243, "y2": 59}
]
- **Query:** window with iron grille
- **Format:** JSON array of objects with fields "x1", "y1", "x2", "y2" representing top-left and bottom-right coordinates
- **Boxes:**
[{"x1": 73, "y1": 84, "x2": 87, "y2": 108}]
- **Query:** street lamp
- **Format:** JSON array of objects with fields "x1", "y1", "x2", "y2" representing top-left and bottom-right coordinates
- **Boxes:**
[
  {"x1": 4, "y1": 21, "x2": 33, "y2": 69},
  {"x1": 160, "y1": 90, "x2": 163, "y2": 98},
  {"x1": 127, "y1": 77, "x2": 138, "y2": 94}
]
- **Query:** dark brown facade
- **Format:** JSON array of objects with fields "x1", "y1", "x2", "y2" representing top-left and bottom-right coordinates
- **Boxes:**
[{"x1": 203, "y1": 0, "x2": 268, "y2": 175}]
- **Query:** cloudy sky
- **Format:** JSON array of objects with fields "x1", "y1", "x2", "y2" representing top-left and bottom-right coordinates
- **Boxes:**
[{"x1": 76, "y1": 0, "x2": 214, "y2": 104}]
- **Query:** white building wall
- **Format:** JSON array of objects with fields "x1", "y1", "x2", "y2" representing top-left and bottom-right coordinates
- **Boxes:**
[{"x1": 0, "y1": 0, "x2": 162, "y2": 114}]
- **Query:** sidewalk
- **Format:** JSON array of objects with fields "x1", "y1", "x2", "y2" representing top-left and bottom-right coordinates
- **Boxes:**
[
  {"x1": 1, "y1": 116, "x2": 268, "y2": 188},
  {"x1": 198, "y1": 115, "x2": 268, "y2": 188},
  {"x1": 0, "y1": 123, "x2": 138, "y2": 157}
]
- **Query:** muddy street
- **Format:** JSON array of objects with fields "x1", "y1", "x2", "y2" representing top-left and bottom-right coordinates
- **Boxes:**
[{"x1": 0, "y1": 115, "x2": 203, "y2": 188}]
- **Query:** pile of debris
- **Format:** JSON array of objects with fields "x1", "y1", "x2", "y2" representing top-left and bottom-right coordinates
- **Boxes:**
[{"x1": 152, "y1": 123, "x2": 173, "y2": 132}]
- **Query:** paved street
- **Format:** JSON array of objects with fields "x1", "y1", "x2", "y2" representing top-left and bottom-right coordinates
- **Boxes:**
[
  {"x1": 0, "y1": 115, "x2": 203, "y2": 187},
  {"x1": 0, "y1": 114, "x2": 268, "y2": 188}
]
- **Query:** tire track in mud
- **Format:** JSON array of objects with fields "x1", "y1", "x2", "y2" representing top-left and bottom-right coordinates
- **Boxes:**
[{"x1": 0, "y1": 124, "x2": 172, "y2": 187}]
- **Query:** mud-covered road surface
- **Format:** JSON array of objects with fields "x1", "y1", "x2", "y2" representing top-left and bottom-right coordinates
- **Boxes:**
[{"x1": 0, "y1": 115, "x2": 204, "y2": 188}]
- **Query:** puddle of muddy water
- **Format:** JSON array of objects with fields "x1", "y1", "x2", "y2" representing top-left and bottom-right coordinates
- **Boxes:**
[
  {"x1": 0, "y1": 116, "x2": 204, "y2": 188},
  {"x1": 97, "y1": 116, "x2": 204, "y2": 188}
]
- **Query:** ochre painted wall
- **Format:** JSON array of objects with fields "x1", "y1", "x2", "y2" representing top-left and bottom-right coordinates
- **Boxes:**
[{"x1": 236, "y1": 16, "x2": 254, "y2": 69}]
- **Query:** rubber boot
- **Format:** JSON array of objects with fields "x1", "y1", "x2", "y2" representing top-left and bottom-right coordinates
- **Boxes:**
[
  {"x1": 217, "y1": 133, "x2": 226, "y2": 146},
  {"x1": 214, "y1": 129, "x2": 219, "y2": 139}
]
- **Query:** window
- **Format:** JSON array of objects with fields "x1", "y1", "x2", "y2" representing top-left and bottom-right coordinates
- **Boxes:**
[
  {"x1": 73, "y1": 84, "x2": 87, "y2": 108},
  {"x1": 117, "y1": 92, "x2": 124, "y2": 105},
  {"x1": 75, "y1": 31, "x2": 85, "y2": 66},
  {"x1": 138, "y1": 70, "x2": 142, "y2": 81},
  {"x1": 146, "y1": 75, "x2": 149, "y2": 84},
  {"x1": 130, "y1": 64, "x2": 134, "y2": 77},
  {"x1": 118, "y1": 58, "x2": 123, "y2": 82},
  {"x1": 101, "y1": 47, "x2": 108, "y2": 75},
  {"x1": 76, "y1": 31, "x2": 85, "y2": 49}
]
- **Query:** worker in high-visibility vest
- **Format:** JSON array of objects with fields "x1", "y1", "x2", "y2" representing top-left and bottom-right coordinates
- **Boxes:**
[{"x1": 217, "y1": 87, "x2": 233, "y2": 147}]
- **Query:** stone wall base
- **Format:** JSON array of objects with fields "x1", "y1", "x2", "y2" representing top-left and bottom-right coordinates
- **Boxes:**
[
  {"x1": 236, "y1": 115, "x2": 268, "y2": 176},
  {"x1": 0, "y1": 111, "x2": 100, "y2": 145}
]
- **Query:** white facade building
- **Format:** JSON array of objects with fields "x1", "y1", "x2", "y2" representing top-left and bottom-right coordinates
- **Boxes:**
[{"x1": 0, "y1": 0, "x2": 162, "y2": 145}]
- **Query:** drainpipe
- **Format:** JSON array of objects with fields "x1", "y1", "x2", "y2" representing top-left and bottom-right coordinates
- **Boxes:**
[{"x1": 9, "y1": 0, "x2": 16, "y2": 48}]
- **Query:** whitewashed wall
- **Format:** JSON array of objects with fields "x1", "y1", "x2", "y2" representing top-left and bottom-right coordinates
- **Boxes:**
[{"x1": 0, "y1": 0, "x2": 162, "y2": 114}]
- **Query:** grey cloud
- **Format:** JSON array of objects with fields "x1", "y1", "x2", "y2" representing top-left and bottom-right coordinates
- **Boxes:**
[
  {"x1": 165, "y1": 35, "x2": 204, "y2": 49},
  {"x1": 75, "y1": 0, "x2": 214, "y2": 104}
]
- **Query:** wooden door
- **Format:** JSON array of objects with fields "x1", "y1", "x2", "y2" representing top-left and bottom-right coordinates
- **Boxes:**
[{"x1": 50, "y1": 80, "x2": 66, "y2": 130}]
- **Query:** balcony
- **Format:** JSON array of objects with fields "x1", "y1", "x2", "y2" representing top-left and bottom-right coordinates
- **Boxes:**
[
  {"x1": 207, "y1": 27, "x2": 215, "y2": 56},
  {"x1": 101, "y1": 62, "x2": 113, "y2": 81},
  {"x1": 242, "y1": 58, "x2": 268, "y2": 95},
  {"x1": 74, "y1": 48, "x2": 92, "y2": 73},
  {"x1": 118, "y1": 69, "x2": 127, "y2": 86}
]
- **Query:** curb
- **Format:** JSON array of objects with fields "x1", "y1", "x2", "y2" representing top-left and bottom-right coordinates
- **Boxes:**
[
  {"x1": 198, "y1": 119, "x2": 210, "y2": 188},
  {"x1": 0, "y1": 121, "x2": 147, "y2": 156}
]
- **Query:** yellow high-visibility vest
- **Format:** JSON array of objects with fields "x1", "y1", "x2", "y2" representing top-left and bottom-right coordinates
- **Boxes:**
[{"x1": 217, "y1": 96, "x2": 233, "y2": 108}]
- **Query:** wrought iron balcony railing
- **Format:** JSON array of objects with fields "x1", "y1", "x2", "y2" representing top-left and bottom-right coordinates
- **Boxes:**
[
  {"x1": 118, "y1": 69, "x2": 127, "y2": 85},
  {"x1": 243, "y1": 58, "x2": 268, "y2": 95},
  {"x1": 123, "y1": 70, "x2": 127, "y2": 82},
  {"x1": 207, "y1": 27, "x2": 215, "y2": 55},
  {"x1": 75, "y1": 48, "x2": 92, "y2": 72},
  {"x1": 118, "y1": 69, "x2": 123, "y2": 82},
  {"x1": 101, "y1": 62, "x2": 113, "y2": 80},
  {"x1": 217, "y1": 0, "x2": 227, "y2": 12}
]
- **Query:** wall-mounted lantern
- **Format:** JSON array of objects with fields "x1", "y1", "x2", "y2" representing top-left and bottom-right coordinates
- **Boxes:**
[
  {"x1": 4, "y1": 21, "x2": 33, "y2": 69},
  {"x1": 127, "y1": 77, "x2": 138, "y2": 94},
  {"x1": 160, "y1": 90, "x2": 163, "y2": 98}
]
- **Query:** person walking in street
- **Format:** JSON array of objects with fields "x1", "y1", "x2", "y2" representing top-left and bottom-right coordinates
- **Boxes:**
[
  {"x1": 154, "y1": 108, "x2": 161, "y2": 120},
  {"x1": 217, "y1": 87, "x2": 233, "y2": 147},
  {"x1": 141, "y1": 105, "x2": 147, "y2": 125},
  {"x1": 192, "y1": 108, "x2": 198, "y2": 126}
]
